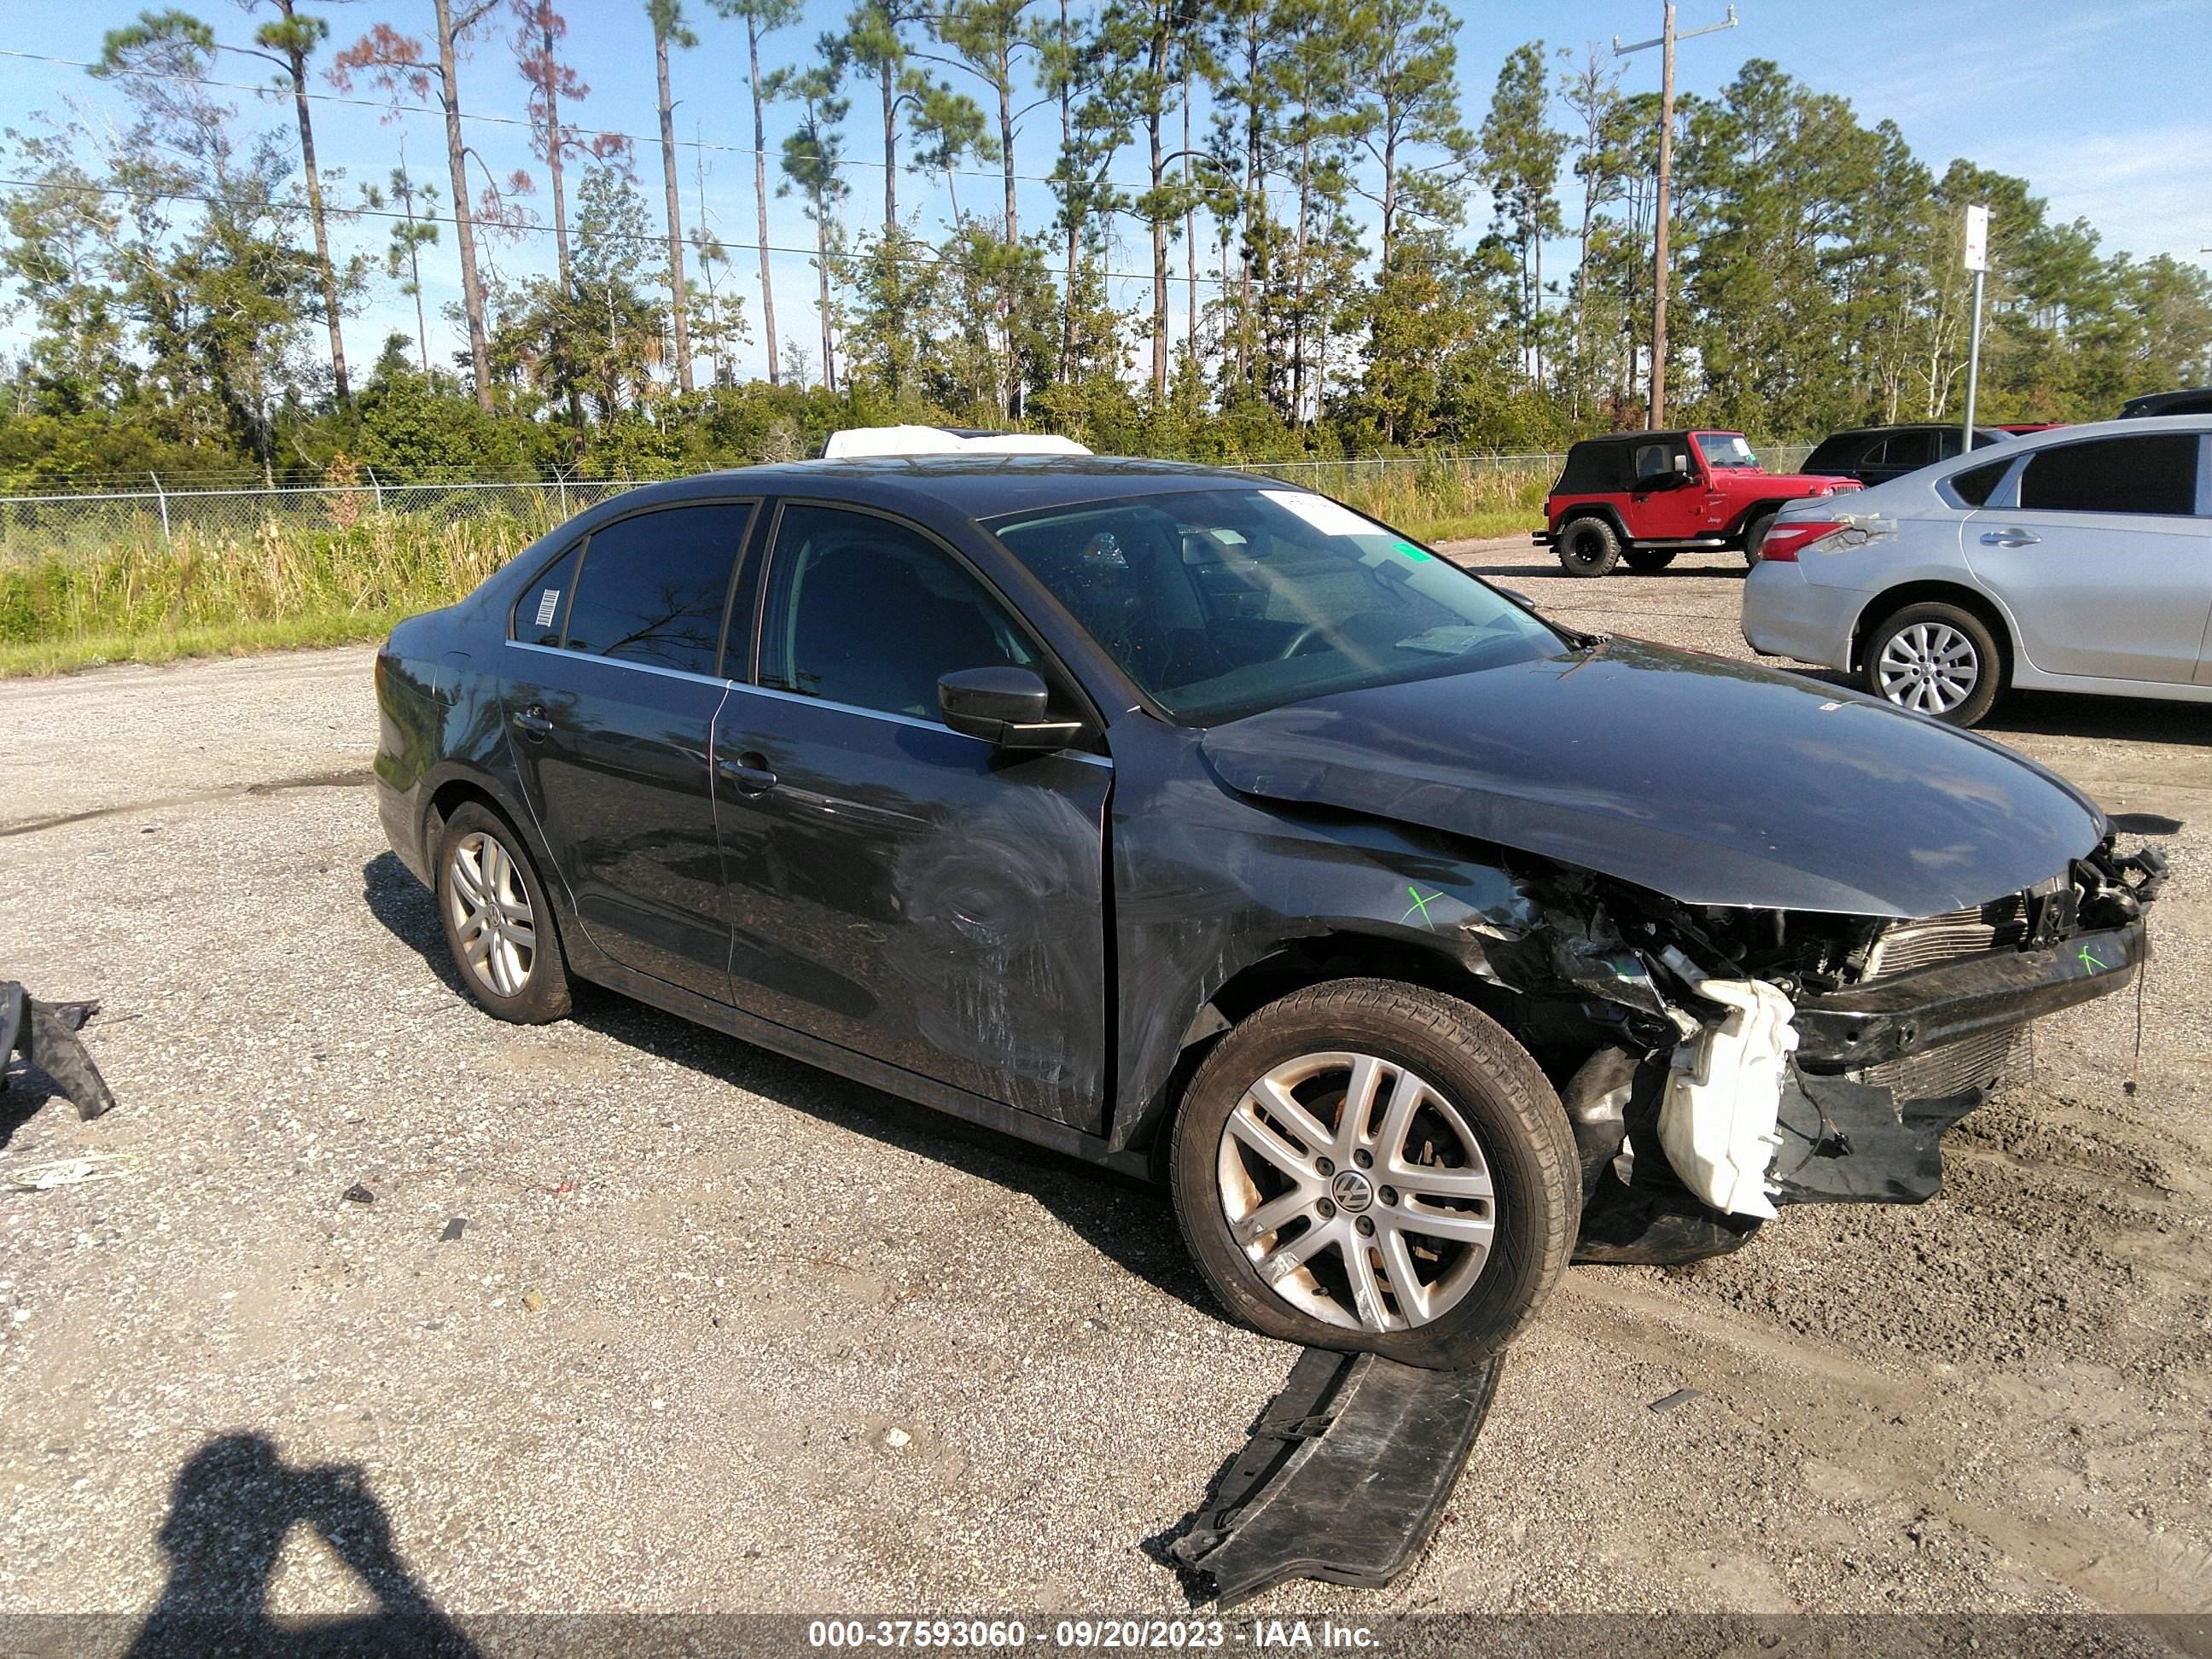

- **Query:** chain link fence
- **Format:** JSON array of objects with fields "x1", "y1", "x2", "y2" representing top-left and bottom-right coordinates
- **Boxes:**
[{"x1": 0, "y1": 447, "x2": 1813, "y2": 566}]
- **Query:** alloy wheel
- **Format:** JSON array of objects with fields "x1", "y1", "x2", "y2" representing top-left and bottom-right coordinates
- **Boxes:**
[
  {"x1": 445, "y1": 830, "x2": 538, "y2": 998},
  {"x1": 1877, "y1": 621, "x2": 1980, "y2": 715},
  {"x1": 1215, "y1": 1051, "x2": 1497, "y2": 1333}
]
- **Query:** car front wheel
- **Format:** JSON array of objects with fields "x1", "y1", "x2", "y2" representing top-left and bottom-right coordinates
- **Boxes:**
[
  {"x1": 1168, "y1": 979, "x2": 1580, "y2": 1371},
  {"x1": 1862, "y1": 601, "x2": 2004, "y2": 727},
  {"x1": 435, "y1": 801, "x2": 573, "y2": 1022}
]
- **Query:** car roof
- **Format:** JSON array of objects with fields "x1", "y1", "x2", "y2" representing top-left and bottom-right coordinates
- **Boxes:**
[{"x1": 588, "y1": 454, "x2": 1278, "y2": 521}]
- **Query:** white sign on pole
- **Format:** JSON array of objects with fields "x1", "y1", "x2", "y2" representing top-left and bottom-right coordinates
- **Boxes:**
[{"x1": 1964, "y1": 204, "x2": 1990, "y2": 272}]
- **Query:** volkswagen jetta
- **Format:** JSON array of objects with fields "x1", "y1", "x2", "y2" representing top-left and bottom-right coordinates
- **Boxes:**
[{"x1": 374, "y1": 454, "x2": 2161, "y2": 1368}]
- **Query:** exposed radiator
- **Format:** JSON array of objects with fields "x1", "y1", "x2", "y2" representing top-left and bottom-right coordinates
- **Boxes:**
[
  {"x1": 1854, "y1": 1026, "x2": 2029, "y2": 1100},
  {"x1": 1862, "y1": 894, "x2": 2030, "y2": 982}
]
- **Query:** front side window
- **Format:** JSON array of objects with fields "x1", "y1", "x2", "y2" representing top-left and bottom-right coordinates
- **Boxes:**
[
  {"x1": 561, "y1": 503, "x2": 754, "y2": 675},
  {"x1": 2017, "y1": 434, "x2": 2198, "y2": 516},
  {"x1": 988, "y1": 488, "x2": 1564, "y2": 724},
  {"x1": 1632, "y1": 441, "x2": 1690, "y2": 480},
  {"x1": 1695, "y1": 433, "x2": 1760, "y2": 469},
  {"x1": 758, "y1": 504, "x2": 1037, "y2": 720}
]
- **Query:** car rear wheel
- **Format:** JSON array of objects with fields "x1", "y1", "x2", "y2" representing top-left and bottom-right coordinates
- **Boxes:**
[
  {"x1": 1741, "y1": 509, "x2": 1779, "y2": 567},
  {"x1": 1862, "y1": 601, "x2": 2004, "y2": 728},
  {"x1": 436, "y1": 802, "x2": 573, "y2": 1023},
  {"x1": 1622, "y1": 548, "x2": 1678, "y2": 573},
  {"x1": 1168, "y1": 979, "x2": 1580, "y2": 1371},
  {"x1": 1555, "y1": 516, "x2": 1621, "y2": 578}
]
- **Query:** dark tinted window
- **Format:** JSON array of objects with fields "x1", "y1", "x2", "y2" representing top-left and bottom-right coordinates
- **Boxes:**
[
  {"x1": 759, "y1": 505, "x2": 1036, "y2": 720},
  {"x1": 1949, "y1": 458, "x2": 2011, "y2": 506},
  {"x1": 512, "y1": 542, "x2": 579, "y2": 646},
  {"x1": 2017, "y1": 434, "x2": 2197, "y2": 516},
  {"x1": 1803, "y1": 435, "x2": 1860, "y2": 472},
  {"x1": 1883, "y1": 430, "x2": 1937, "y2": 469},
  {"x1": 562, "y1": 504, "x2": 753, "y2": 674}
]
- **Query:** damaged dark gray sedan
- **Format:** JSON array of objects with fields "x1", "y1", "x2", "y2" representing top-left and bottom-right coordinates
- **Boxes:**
[{"x1": 373, "y1": 456, "x2": 2163, "y2": 1369}]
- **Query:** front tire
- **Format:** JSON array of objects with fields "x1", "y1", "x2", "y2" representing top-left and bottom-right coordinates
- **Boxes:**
[
  {"x1": 1168, "y1": 979, "x2": 1580, "y2": 1371},
  {"x1": 1555, "y1": 516, "x2": 1621, "y2": 578},
  {"x1": 435, "y1": 801, "x2": 573, "y2": 1023},
  {"x1": 1741, "y1": 509, "x2": 1778, "y2": 567},
  {"x1": 1861, "y1": 601, "x2": 2004, "y2": 727}
]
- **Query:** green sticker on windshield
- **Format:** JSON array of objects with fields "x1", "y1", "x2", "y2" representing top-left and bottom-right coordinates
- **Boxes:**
[{"x1": 1394, "y1": 539, "x2": 1432, "y2": 562}]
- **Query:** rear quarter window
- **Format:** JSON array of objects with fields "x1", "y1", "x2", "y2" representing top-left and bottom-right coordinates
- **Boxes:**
[
  {"x1": 1947, "y1": 458, "x2": 2011, "y2": 507},
  {"x1": 511, "y1": 542, "x2": 580, "y2": 645}
]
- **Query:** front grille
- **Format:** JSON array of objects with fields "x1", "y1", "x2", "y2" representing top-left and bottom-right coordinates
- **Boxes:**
[
  {"x1": 1862, "y1": 895, "x2": 2029, "y2": 981},
  {"x1": 1854, "y1": 1027, "x2": 2029, "y2": 1099}
]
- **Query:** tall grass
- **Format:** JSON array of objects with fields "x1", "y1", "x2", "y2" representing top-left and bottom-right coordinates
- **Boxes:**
[
  {"x1": 0, "y1": 510, "x2": 559, "y2": 674},
  {"x1": 0, "y1": 462, "x2": 1551, "y2": 676}
]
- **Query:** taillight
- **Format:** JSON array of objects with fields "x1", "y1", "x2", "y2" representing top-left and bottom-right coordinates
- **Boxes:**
[{"x1": 1757, "y1": 521, "x2": 1849, "y2": 562}]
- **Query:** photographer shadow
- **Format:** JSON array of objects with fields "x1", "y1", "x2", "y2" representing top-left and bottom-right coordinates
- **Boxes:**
[{"x1": 128, "y1": 1433, "x2": 474, "y2": 1658}]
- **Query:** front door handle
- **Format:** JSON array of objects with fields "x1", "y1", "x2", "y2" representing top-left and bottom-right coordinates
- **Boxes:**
[
  {"x1": 1980, "y1": 528, "x2": 2040, "y2": 548},
  {"x1": 512, "y1": 706, "x2": 554, "y2": 738},
  {"x1": 717, "y1": 754, "x2": 778, "y2": 795}
]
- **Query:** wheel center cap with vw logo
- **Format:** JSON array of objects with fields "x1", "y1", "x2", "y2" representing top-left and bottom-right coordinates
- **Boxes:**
[{"x1": 1330, "y1": 1169, "x2": 1374, "y2": 1214}]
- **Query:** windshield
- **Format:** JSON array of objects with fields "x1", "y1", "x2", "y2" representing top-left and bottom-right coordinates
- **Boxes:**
[
  {"x1": 986, "y1": 488, "x2": 1566, "y2": 723},
  {"x1": 1696, "y1": 433, "x2": 1760, "y2": 469}
]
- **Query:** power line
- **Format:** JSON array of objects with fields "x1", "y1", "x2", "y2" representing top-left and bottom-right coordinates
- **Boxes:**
[
  {"x1": 0, "y1": 44, "x2": 1305, "y2": 203},
  {"x1": 0, "y1": 173, "x2": 1247, "y2": 288}
]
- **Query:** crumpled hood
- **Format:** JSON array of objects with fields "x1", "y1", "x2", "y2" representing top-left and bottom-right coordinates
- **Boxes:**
[{"x1": 1198, "y1": 640, "x2": 2104, "y2": 917}]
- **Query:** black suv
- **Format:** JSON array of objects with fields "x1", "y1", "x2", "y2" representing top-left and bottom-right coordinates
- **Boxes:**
[
  {"x1": 373, "y1": 454, "x2": 2158, "y2": 1369},
  {"x1": 2120, "y1": 388, "x2": 2212, "y2": 418},
  {"x1": 1802, "y1": 422, "x2": 2010, "y2": 487}
]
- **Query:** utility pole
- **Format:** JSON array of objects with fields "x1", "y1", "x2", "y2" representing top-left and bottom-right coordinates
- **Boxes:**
[
  {"x1": 1615, "y1": 4, "x2": 1737, "y2": 429},
  {"x1": 1962, "y1": 203, "x2": 1990, "y2": 443}
]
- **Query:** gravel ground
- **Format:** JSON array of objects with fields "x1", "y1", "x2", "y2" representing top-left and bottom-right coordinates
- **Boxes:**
[{"x1": 3, "y1": 541, "x2": 2209, "y2": 1630}]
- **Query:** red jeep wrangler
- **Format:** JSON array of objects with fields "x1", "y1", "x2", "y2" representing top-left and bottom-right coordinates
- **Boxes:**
[{"x1": 1534, "y1": 430, "x2": 1861, "y2": 577}]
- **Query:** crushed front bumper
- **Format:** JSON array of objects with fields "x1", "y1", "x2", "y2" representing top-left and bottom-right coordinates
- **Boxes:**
[{"x1": 1792, "y1": 921, "x2": 2145, "y2": 1074}]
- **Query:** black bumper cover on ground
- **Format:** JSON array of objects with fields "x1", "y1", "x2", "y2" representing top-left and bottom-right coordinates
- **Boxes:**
[{"x1": 1167, "y1": 1347, "x2": 1504, "y2": 1608}]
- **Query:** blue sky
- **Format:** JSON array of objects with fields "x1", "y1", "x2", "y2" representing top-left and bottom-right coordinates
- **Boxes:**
[{"x1": 2, "y1": 0, "x2": 2206, "y2": 384}]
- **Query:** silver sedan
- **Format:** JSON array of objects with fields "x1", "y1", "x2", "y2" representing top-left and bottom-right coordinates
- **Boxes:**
[{"x1": 1741, "y1": 416, "x2": 2212, "y2": 726}]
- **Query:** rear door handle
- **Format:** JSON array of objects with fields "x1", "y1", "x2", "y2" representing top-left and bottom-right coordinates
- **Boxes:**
[
  {"x1": 716, "y1": 754, "x2": 778, "y2": 795},
  {"x1": 512, "y1": 706, "x2": 554, "y2": 738},
  {"x1": 1980, "y1": 528, "x2": 2040, "y2": 548}
]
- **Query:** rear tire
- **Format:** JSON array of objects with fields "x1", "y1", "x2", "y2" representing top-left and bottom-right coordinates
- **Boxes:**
[
  {"x1": 1860, "y1": 601, "x2": 2005, "y2": 728},
  {"x1": 1622, "y1": 548, "x2": 1678, "y2": 573},
  {"x1": 1741, "y1": 509, "x2": 1779, "y2": 567},
  {"x1": 1556, "y1": 516, "x2": 1621, "y2": 578},
  {"x1": 1168, "y1": 979, "x2": 1580, "y2": 1371},
  {"x1": 435, "y1": 801, "x2": 573, "y2": 1023}
]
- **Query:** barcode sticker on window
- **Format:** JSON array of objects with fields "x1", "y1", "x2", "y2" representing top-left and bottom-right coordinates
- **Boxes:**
[{"x1": 534, "y1": 588, "x2": 560, "y2": 629}]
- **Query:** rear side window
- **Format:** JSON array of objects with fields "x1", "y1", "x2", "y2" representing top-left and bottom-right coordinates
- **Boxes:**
[
  {"x1": 1804, "y1": 436, "x2": 1859, "y2": 472},
  {"x1": 1883, "y1": 430, "x2": 1937, "y2": 469},
  {"x1": 512, "y1": 543, "x2": 579, "y2": 646},
  {"x1": 2017, "y1": 435, "x2": 2197, "y2": 516},
  {"x1": 561, "y1": 504, "x2": 754, "y2": 675},
  {"x1": 1949, "y1": 458, "x2": 2011, "y2": 506}
]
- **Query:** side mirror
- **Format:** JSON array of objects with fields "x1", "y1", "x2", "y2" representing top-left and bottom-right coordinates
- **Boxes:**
[{"x1": 938, "y1": 667, "x2": 1085, "y2": 750}]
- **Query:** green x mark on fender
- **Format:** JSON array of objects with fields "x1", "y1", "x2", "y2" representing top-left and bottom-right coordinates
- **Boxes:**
[
  {"x1": 1400, "y1": 886, "x2": 1445, "y2": 929},
  {"x1": 2077, "y1": 946, "x2": 2107, "y2": 970}
]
